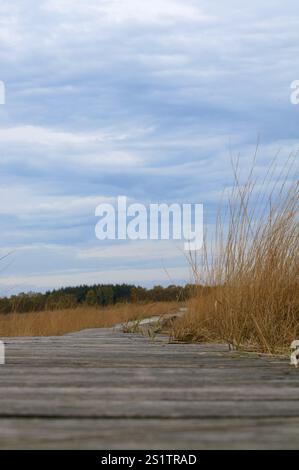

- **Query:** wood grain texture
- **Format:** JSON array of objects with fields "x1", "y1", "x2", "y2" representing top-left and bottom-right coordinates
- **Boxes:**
[{"x1": 0, "y1": 327, "x2": 298, "y2": 449}]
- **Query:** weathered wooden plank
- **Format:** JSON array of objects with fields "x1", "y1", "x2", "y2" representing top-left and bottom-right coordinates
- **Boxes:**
[
  {"x1": 0, "y1": 418, "x2": 299, "y2": 450},
  {"x1": 0, "y1": 399, "x2": 299, "y2": 419},
  {"x1": 0, "y1": 385, "x2": 298, "y2": 400},
  {"x1": 1, "y1": 368, "x2": 298, "y2": 387},
  {"x1": 0, "y1": 326, "x2": 298, "y2": 449}
]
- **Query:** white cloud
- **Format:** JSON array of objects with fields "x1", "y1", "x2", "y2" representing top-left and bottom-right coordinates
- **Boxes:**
[
  {"x1": 44, "y1": 0, "x2": 208, "y2": 25},
  {"x1": 0, "y1": 125, "x2": 143, "y2": 170},
  {"x1": 0, "y1": 266, "x2": 190, "y2": 291},
  {"x1": 78, "y1": 240, "x2": 183, "y2": 261},
  {"x1": 0, "y1": 185, "x2": 112, "y2": 217},
  {"x1": 0, "y1": 125, "x2": 119, "y2": 145}
]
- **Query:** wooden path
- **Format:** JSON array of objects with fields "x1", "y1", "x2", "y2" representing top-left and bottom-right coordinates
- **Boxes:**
[{"x1": 0, "y1": 325, "x2": 298, "y2": 449}]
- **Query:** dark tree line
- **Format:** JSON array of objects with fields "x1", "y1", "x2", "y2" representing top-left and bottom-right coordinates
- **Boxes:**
[{"x1": 0, "y1": 283, "x2": 197, "y2": 314}]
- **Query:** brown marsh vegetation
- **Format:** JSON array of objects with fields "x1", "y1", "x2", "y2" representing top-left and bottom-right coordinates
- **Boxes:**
[
  {"x1": 171, "y1": 155, "x2": 298, "y2": 354},
  {"x1": 0, "y1": 301, "x2": 178, "y2": 337}
]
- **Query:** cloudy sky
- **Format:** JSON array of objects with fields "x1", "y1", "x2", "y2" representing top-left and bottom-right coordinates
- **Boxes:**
[{"x1": 0, "y1": 0, "x2": 298, "y2": 293}]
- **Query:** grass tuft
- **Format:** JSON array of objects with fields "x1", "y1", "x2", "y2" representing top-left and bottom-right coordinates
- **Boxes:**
[{"x1": 171, "y1": 155, "x2": 299, "y2": 354}]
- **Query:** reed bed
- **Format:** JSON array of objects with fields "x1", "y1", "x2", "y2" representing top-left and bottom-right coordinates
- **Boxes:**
[
  {"x1": 0, "y1": 301, "x2": 178, "y2": 337},
  {"x1": 171, "y1": 155, "x2": 298, "y2": 354}
]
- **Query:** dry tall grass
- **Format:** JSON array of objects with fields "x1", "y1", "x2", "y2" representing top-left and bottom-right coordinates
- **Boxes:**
[
  {"x1": 0, "y1": 301, "x2": 179, "y2": 337},
  {"x1": 171, "y1": 155, "x2": 298, "y2": 354}
]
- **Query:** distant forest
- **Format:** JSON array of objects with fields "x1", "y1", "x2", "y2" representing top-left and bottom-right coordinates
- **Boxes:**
[{"x1": 0, "y1": 283, "x2": 202, "y2": 314}]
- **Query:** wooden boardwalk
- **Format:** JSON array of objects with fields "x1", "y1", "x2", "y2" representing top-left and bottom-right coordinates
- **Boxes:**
[{"x1": 0, "y1": 326, "x2": 298, "y2": 449}]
